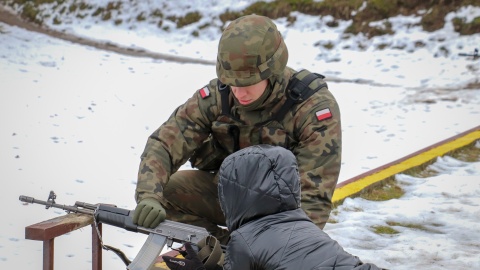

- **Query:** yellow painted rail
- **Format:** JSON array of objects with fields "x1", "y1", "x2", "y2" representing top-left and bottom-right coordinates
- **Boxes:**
[{"x1": 333, "y1": 125, "x2": 480, "y2": 203}]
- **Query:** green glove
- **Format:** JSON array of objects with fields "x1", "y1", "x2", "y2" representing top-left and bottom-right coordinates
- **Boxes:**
[{"x1": 132, "y1": 198, "x2": 166, "y2": 228}]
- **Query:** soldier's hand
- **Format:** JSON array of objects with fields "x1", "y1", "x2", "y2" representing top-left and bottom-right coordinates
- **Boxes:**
[
  {"x1": 132, "y1": 198, "x2": 166, "y2": 228},
  {"x1": 162, "y1": 242, "x2": 206, "y2": 270}
]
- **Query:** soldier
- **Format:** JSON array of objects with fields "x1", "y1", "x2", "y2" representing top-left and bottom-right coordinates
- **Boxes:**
[{"x1": 133, "y1": 14, "x2": 342, "y2": 244}]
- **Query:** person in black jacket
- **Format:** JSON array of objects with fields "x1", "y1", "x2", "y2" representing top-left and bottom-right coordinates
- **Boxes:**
[{"x1": 164, "y1": 145, "x2": 383, "y2": 270}]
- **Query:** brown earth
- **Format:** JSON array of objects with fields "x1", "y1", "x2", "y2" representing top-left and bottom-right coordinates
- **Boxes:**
[{"x1": 0, "y1": 6, "x2": 215, "y2": 66}]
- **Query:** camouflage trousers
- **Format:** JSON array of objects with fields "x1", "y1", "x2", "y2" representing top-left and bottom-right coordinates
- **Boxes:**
[{"x1": 159, "y1": 169, "x2": 231, "y2": 244}]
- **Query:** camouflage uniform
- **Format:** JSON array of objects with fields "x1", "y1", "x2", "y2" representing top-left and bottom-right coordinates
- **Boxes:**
[{"x1": 135, "y1": 15, "x2": 342, "y2": 244}]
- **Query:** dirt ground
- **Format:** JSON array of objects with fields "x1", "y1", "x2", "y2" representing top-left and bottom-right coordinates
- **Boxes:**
[{"x1": 0, "y1": 6, "x2": 215, "y2": 65}]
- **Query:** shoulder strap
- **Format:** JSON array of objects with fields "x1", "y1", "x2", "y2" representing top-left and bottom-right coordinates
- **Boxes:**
[
  {"x1": 269, "y1": 69, "x2": 327, "y2": 122},
  {"x1": 217, "y1": 80, "x2": 231, "y2": 116}
]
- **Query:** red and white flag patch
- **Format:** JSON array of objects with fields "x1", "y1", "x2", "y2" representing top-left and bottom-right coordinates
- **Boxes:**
[
  {"x1": 199, "y1": 86, "x2": 210, "y2": 99},
  {"x1": 316, "y1": 108, "x2": 332, "y2": 121}
]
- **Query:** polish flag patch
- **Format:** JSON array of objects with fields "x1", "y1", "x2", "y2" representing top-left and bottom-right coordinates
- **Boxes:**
[
  {"x1": 316, "y1": 108, "x2": 332, "y2": 121},
  {"x1": 199, "y1": 86, "x2": 210, "y2": 99}
]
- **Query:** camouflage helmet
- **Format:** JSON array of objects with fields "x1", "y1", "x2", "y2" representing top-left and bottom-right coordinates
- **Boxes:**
[{"x1": 216, "y1": 14, "x2": 289, "y2": 87}]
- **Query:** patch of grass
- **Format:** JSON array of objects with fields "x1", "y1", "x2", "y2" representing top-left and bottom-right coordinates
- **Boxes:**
[
  {"x1": 176, "y1": 11, "x2": 202, "y2": 28},
  {"x1": 403, "y1": 163, "x2": 439, "y2": 178},
  {"x1": 151, "y1": 9, "x2": 163, "y2": 19},
  {"x1": 106, "y1": 1, "x2": 121, "y2": 11},
  {"x1": 345, "y1": 19, "x2": 394, "y2": 38},
  {"x1": 102, "y1": 11, "x2": 111, "y2": 21},
  {"x1": 217, "y1": 0, "x2": 480, "y2": 37},
  {"x1": 52, "y1": 15, "x2": 61, "y2": 25},
  {"x1": 372, "y1": 225, "x2": 399, "y2": 235},
  {"x1": 58, "y1": 5, "x2": 65, "y2": 15},
  {"x1": 359, "y1": 179, "x2": 404, "y2": 201},
  {"x1": 16, "y1": 0, "x2": 56, "y2": 4},
  {"x1": 314, "y1": 40, "x2": 335, "y2": 50},
  {"x1": 220, "y1": 0, "x2": 363, "y2": 23},
  {"x1": 91, "y1": 7, "x2": 104, "y2": 17},
  {"x1": 386, "y1": 221, "x2": 444, "y2": 233},
  {"x1": 244, "y1": 0, "x2": 292, "y2": 19},
  {"x1": 445, "y1": 141, "x2": 480, "y2": 162},
  {"x1": 136, "y1": 12, "x2": 146, "y2": 22},
  {"x1": 376, "y1": 43, "x2": 390, "y2": 50},
  {"x1": 387, "y1": 221, "x2": 424, "y2": 230},
  {"x1": 453, "y1": 16, "x2": 480, "y2": 35},
  {"x1": 68, "y1": 3, "x2": 77, "y2": 13},
  {"x1": 78, "y1": 2, "x2": 91, "y2": 11},
  {"x1": 421, "y1": 6, "x2": 449, "y2": 32},
  {"x1": 20, "y1": 2, "x2": 41, "y2": 24},
  {"x1": 326, "y1": 20, "x2": 339, "y2": 28},
  {"x1": 374, "y1": 221, "x2": 442, "y2": 235},
  {"x1": 198, "y1": 23, "x2": 211, "y2": 30},
  {"x1": 323, "y1": 42, "x2": 335, "y2": 50},
  {"x1": 414, "y1": 41, "x2": 427, "y2": 48},
  {"x1": 367, "y1": 0, "x2": 399, "y2": 18}
]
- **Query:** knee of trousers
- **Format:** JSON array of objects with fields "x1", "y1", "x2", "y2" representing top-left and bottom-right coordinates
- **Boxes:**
[{"x1": 162, "y1": 170, "x2": 219, "y2": 207}]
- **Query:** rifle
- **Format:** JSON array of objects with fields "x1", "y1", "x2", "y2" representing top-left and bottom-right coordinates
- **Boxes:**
[{"x1": 19, "y1": 191, "x2": 210, "y2": 270}]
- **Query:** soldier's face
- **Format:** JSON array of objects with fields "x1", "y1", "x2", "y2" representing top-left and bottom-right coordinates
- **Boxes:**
[{"x1": 231, "y1": 79, "x2": 268, "y2": 105}]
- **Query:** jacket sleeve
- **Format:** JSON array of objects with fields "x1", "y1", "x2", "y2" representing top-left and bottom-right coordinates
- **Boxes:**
[
  {"x1": 135, "y1": 81, "x2": 220, "y2": 202},
  {"x1": 292, "y1": 85, "x2": 342, "y2": 229}
]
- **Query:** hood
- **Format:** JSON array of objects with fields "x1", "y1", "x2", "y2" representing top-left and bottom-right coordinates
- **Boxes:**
[{"x1": 218, "y1": 145, "x2": 301, "y2": 231}]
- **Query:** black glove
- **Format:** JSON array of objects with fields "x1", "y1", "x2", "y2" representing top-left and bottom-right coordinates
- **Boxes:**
[{"x1": 162, "y1": 242, "x2": 206, "y2": 270}]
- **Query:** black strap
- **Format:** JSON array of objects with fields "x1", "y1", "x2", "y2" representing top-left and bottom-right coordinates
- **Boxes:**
[
  {"x1": 217, "y1": 80, "x2": 231, "y2": 116},
  {"x1": 267, "y1": 70, "x2": 327, "y2": 123},
  {"x1": 289, "y1": 72, "x2": 321, "y2": 101},
  {"x1": 228, "y1": 125, "x2": 240, "y2": 152}
]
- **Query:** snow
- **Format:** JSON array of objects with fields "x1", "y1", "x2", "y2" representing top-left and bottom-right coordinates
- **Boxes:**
[{"x1": 0, "y1": 1, "x2": 479, "y2": 269}]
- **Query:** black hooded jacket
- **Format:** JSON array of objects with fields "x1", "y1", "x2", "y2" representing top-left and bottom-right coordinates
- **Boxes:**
[{"x1": 218, "y1": 145, "x2": 381, "y2": 270}]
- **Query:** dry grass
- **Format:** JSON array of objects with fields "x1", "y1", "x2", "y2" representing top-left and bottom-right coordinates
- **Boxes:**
[{"x1": 4, "y1": 0, "x2": 479, "y2": 37}]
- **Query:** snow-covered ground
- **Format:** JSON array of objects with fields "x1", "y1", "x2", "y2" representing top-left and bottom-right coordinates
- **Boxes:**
[{"x1": 1, "y1": 1, "x2": 479, "y2": 269}]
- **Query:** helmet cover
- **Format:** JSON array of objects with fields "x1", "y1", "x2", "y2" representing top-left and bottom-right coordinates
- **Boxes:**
[{"x1": 216, "y1": 14, "x2": 288, "y2": 87}]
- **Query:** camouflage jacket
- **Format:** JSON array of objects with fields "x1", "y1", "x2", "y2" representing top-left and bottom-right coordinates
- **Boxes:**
[{"x1": 136, "y1": 67, "x2": 342, "y2": 224}]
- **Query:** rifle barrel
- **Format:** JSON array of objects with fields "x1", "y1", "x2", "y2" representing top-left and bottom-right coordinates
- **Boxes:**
[{"x1": 19, "y1": 195, "x2": 94, "y2": 215}]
